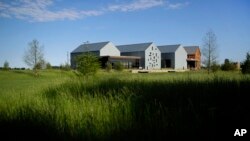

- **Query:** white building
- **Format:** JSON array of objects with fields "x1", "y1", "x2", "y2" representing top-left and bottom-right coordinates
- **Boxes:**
[{"x1": 158, "y1": 44, "x2": 187, "y2": 70}]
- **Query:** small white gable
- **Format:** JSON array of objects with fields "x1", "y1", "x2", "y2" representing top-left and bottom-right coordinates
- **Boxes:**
[{"x1": 100, "y1": 42, "x2": 120, "y2": 56}]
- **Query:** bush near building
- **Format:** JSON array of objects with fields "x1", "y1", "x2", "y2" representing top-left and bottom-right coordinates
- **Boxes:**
[
  {"x1": 76, "y1": 53, "x2": 100, "y2": 76},
  {"x1": 241, "y1": 52, "x2": 250, "y2": 74},
  {"x1": 106, "y1": 62, "x2": 112, "y2": 72},
  {"x1": 114, "y1": 62, "x2": 124, "y2": 72}
]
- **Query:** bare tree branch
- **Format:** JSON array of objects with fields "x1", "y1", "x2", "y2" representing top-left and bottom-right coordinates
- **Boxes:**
[
  {"x1": 202, "y1": 29, "x2": 219, "y2": 73},
  {"x1": 23, "y1": 39, "x2": 44, "y2": 71}
]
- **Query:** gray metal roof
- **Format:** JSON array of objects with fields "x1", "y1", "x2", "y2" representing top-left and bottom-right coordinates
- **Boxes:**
[
  {"x1": 184, "y1": 46, "x2": 199, "y2": 54},
  {"x1": 117, "y1": 42, "x2": 153, "y2": 52},
  {"x1": 157, "y1": 44, "x2": 181, "y2": 53},
  {"x1": 71, "y1": 41, "x2": 110, "y2": 53}
]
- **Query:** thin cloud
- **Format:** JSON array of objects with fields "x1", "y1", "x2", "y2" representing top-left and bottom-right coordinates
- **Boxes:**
[
  {"x1": 166, "y1": 2, "x2": 189, "y2": 10},
  {"x1": 0, "y1": 0, "x2": 103, "y2": 22},
  {"x1": 0, "y1": 0, "x2": 189, "y2": 22},
  {"x1": 0, "y1": 12, "x2": 11, "y2": 18},
  {"x1": 108, "y1": 0, "x2": 164, "y2": 12}
]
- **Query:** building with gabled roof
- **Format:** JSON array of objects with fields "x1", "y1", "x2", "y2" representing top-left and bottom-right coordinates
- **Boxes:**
[
  {"x1": 71, "y1": 41, "x2": 143, "y2": 69},
  {"x1": 158, "y1": 44, "x2": 187, "y2": 70},
  {"x1": 117, "y1": 42, "x2": 161, "y2": 70},
  {"x1": 70, "y1": 41, "x2": 201, "y2": 71},
  {"x1": 71, "y1": 41, "x2": 120, "y2": 56},
  {"x1": 70, "y1": 41, "x2": 120, "y2": 69},
  {"x1": 184, "y1": 46, "x2": 201, "y2": 70}
]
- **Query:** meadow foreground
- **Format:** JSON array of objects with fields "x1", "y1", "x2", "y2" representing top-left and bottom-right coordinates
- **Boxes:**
[{"x1": 0, "y1": 70, "x2": 249, "y2": 140}]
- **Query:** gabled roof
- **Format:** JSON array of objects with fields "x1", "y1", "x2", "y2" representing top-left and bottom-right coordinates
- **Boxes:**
[
  {"x1": 157, "y1": 44, "x2": 181, "y2": 53},
  {"x1": 71, "y1": 41, "x2": 110, "y2": 53},
  {"x1": 184, "y1": 46, "x2": 199, "y2": 54},
  {"x1": 117, "y1": 42, "x2": 153, "y2": 52}
]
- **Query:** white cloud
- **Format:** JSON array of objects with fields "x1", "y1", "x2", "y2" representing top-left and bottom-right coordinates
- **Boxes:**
[
  {"x1": 0, "y1": 12, "x2": 11, "y2": 18},
  {"x1": 0, "y1": 0, "x2": 103, "y2": 22},
  {"x1": 0, "y1": 0, "x2": 189, "y2": 22},
  {"x1": 166, "y1": 2, "x2": 189, "y2": 10},
  {"x1": 108, "y1": 0, "x2": 164, "y2": 12}
]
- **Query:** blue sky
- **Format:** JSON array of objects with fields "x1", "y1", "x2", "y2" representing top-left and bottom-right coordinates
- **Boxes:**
[{"x1": 0, "y1": 0, "x2": 249, "y2": 68}]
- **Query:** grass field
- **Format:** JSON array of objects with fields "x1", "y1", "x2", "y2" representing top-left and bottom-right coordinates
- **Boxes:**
[{"x1": 0, "y1": 70, "x2": 249, "y2": 140}]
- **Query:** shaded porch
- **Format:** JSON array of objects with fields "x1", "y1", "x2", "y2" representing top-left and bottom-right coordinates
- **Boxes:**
[
  {"x1": 100, "y1": 56, "x2": 141, "y2": 69},
  {"x1": 187, "y1": 58, "x2": 200, "y2": 70}
]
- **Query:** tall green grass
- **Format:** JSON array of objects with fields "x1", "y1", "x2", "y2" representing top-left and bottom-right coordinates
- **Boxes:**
[{"x1": 0, "y1": 70, "x2": 249, "y2": 140}]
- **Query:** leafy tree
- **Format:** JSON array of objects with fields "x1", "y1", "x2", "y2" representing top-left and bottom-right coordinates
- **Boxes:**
[
  {"x1": 114, "y1": 62, "x2": 124, "y2": 72},
  {"x1": 23, "y1": 39, "x2": 44, "y2": 75},
  {"x1": 76, "y1": 53, "x2": 100, "y2": 76},
  {"x1": 221, "y1": 59, "x2": 236, "y2": 71},
  {"x1": 202, "y1": 29, "x2": 219, "y2": 74},
  {"x1": 241, "y1": 52, "x2": 250, "y2": 74},
  {"x1": 3, "y1": 60, "x2": 9, "y2": 70}
]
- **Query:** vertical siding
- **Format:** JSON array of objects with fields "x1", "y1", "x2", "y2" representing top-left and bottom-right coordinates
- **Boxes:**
[
  {"x1": 174, "y1": 46, "x2": 187, "y2": 70},
  {"x1": 195, "y1": 49, "x2": 201, "y2": 69},
  {"x1": 100, "y1": 42, "x2": 120, "y2": 56},
  {"x1": 145, "y1": 44, "x2": 161, "y2": 69}
]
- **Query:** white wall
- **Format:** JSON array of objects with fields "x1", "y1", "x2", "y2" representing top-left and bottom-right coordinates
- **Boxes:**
[
  {"x1": 174, "y1": 46, "x2": 187, "y2": 70},
  {"x1": 100, "y1": 42, "x2": 120, "y2": 56},
  {"x1": 145, "y1": 44, "x2": 161, "y2": 70}
]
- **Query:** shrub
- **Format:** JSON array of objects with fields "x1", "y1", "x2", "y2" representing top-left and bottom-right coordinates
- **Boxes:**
[
  {"x1": 3, "y1": 61, "x2": 9, "y2": 71},
  {"x1": 60, "y1": 63, "x2": 71, "y2": 71},
  {"x1": 221, "y1": 59, "x2": 236, "y2": 71},
  {"x1": 34, "y1": 62, "x2": 42, "y2": 70},
  {"x1": 34, "y1": 60, "x2": 46, "y2": 70},
  {"x1": 76, "y1": 53, "x2": 100, "y2": 76},
  {"x1": 211, "y1": 63, "x2": 220, "y2": 72},
  {"x1": 114, "y1": 62, "x2": 124, "y2": 72},
  {"x1": 241, "y1": 52, "x2": 250, "y2": 74},
  {"x1": 46, "y1": 62, "x2": 52, "y2": 69},
  {"x1": 106, "y1": 62, "x2": 112, "y2": 72}
]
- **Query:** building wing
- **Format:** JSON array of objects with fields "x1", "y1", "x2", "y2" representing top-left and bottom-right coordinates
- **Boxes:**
[
  {"x1": 117, "y1": 42, "x2": 153, "y2": 52},
  {"x1": 71, "y1": 41, "x2": 110, "y2": 53},
  {"x1": 158, "y1": 44, "x2": 181, "y2": 53}
]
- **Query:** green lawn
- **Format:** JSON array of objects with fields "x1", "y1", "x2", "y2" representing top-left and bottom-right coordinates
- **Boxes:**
[
  {"x1": 0, "y1": 70, "x2": 73, "y2": 95},
  {"x1": 0, "y1": 70, "x2": 249, "y2": 140}
]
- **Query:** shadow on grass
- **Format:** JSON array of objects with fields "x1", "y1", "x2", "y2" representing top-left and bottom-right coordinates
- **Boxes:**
[{"x1": 1, "y1": 77, "x2": 250, "y2": 140}]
